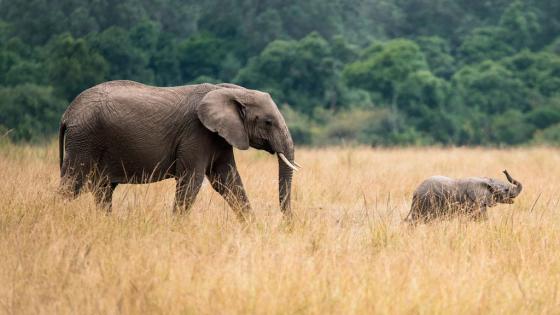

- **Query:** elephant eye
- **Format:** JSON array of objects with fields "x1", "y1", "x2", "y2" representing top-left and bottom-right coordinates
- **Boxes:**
[{"x1": 265, "y1": 119, "x2": 273, "y2": 126}]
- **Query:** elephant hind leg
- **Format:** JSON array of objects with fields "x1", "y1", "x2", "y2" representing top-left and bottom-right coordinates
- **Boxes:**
[
  {"x1": 469, "y1": 205, "x2": 488, "y2": 221},
  {"x1": 407, "y1": 195, "x2": 430, "y2": 224},
  {"x1": 59, "y1": 128, "x2": 97, "y2": 200},
  {"x1": 59, "y1": 160, "x2": 86, "y2": 200},
  {"x1": 407, "y1": 194, "x2": 443, "y2": 224},
  {"x1": 406, "y1": 195, "x2": 421, "y2": 224},
  {"x1": 93, "y1": 181, "x2": 118, "y2": 213}
]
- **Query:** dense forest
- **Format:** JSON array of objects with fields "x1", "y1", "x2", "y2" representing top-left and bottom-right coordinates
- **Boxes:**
[{"x1": 0, "y1": 0, "x2": 559, "y2": 146}]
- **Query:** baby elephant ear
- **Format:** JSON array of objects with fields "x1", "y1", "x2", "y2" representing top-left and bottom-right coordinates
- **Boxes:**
[
  {"x1": 197, "y1": 88, "x2": 250, "y2": 150},
  {"x1": 471, "y1": 181, "x2": 497, "y2": 207},
  {"x1": 482, "y1": 181, "x2": 496, "y2": 194}
]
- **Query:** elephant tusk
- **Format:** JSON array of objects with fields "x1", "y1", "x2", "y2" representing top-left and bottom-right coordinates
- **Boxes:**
[
  {"x1": 278, "y1": 153, "x2": 299, "y2": 172},
  {"x1": 293, "y1": 161, "x2": 302, "y2": 168}
]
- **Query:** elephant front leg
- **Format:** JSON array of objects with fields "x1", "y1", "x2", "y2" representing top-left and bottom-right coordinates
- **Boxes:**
[
  {"x1": 173, "y1": 172, "x2": 205, "y2": 214},
  {"x1": 472, "y1": 205, "x2": 488, "y2": 221},
  {"x1": 206, "y1": 152, "x2": 254, "y2": 222}
]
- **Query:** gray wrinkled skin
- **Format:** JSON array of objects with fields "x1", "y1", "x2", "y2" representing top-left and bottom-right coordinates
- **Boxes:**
[
  {"x1": 58, "y1": 80, "x2": 295, "y2": 221},
  {"x1": 405, "y1": 170, "x2": 522, "y2": 224}
]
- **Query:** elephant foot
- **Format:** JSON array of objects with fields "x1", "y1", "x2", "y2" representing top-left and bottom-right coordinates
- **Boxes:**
[
  {"x1": 238, "y1": 210, "x2": 256, "y2": 224},
  {"x1": 172, "y1": 202, "x2": 192, "y2": 216},
  {"x1": 58, "y1": 175, "x2": 85, "y2": 200}
]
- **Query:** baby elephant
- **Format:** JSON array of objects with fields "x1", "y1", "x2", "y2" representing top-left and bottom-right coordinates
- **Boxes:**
[{"x1": 406, "y1": 170, "x2": 522, "y2": 223}]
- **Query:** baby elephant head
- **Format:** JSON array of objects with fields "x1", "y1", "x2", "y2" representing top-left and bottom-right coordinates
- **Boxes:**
[{"x1": 486, "y1": 170, "x2": 523, "y2": 205}]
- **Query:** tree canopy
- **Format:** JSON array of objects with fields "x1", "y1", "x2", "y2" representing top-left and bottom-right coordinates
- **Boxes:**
[{"x1": 0, "y1": 0, "x2": 559, "y2": 145}]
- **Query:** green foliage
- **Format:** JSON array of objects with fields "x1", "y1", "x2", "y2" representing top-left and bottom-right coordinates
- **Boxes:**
[
  {"x1": 177, "y1": 33, "x2": 232, "y2": 83},
  {"x1": 45, "y1": 33, "x2": 109, "y2": 100},
  {"x1": 499, "y1": 0, "x2": 540, "y2": 50},
  {"x1": 533, "y1": 124, "x2": 560, "y2": 145},
  {"x1": 150, "y1": 35, "x2": 182, "y2": 86},
  {"x1": 236, "y1": 32, "x2": 341, "y2": 114},
  {"x1": 0, "y1": 50, "x2": 23, "y2": 84},
  {"x1": 0, "y1": 84, "x2": 65, "y2": 142},
  {"x1": 398, "y1": 70, "x2": 449, "y2": 113},
  {"x1": 458, "y1": 27, "x2": 514, "y2": 64},
  {"x1": 546, "y1": 37, "x2": 560, "y2": 54},
  {"x1": 0, "y1": 0, "x2": 559, "y2": 145},
  {"x1": 397, "y1": 70, "x2": 458, "y2": 143},
  {"x1": 502, "y1": 51, "x2": 560, "y2": 97},
  {"x1": 283, "y1": 107, "x2": 424, "y2": 146},
  {"x1": 280, "y1": 106, "x2": 314, "y2": 145},
  {"x1": 394, "y1": 0, "x2": 464, "y2": 38},
  {"x1": 4, "y1": 61, "x2": 45, "y2": 86},
  {"x1": 414, "y1": 36, "x2": 455, "y2": 79},
  {"x1": 344, "y1": 39, "x2": 428, "y2": 101},
  {"x1": 525, "y1": 100, "x2": 560, "y2": 130},
  {"x1": 490, "y1": 110, "x2": 535, "y2": 145},
  {"x1": 452, "y1": 61, "x2": 530, "y2": 114},
  {"x1": 88, "y1": 27, "x2": 153, "y2": 83}
]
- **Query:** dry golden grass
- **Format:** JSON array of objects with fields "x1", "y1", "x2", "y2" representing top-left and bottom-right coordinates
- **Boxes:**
[{"x1": 1, "y1": 142, "x2": 560, "y2": 314}]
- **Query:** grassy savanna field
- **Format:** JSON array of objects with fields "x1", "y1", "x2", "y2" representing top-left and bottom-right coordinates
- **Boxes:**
[{"x1": 1, "y1": 142, "x2": 560, "y2": 314}]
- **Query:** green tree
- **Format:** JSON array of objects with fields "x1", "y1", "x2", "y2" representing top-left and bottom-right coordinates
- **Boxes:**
[
  {"x1": 88, "y1": 26, "x2": 154, "y2": 83},
  {"x1": 490, "y1": 110, "x2": 535, "y2": 145},
  {"x1": 0, "y1": 49, "x2": 21, "y2": 85},
  {"x1": 0, "y1": 37, "x2": 40, "y2": 86},
  {"x1": 129, "y1": 20, "x2": 160, "y2": 54},
  {"x1": 236, "y1": 32, "x2": 340, "y2": 113},
  {"x1": 151, "y1": 35, "x2": 182, "y2": 86},
  {"x1": 546, "y1": 37, "x2": 560, "y2": 54},
  {"x1": 458, "y1": 27, "x2": 514, "y2": 64},
  {"x1": 398, "y1": 70, "x2": 449, "y2": 113},
  {"x1": 452, "y1": 60, "x2": 530, "y2": 114},
  {"x1": 415, "y1": 36, "x2": 455, "y2": 79},
  {"x1": 0, "y1": 84, "x2": 65, "y2": 141},
  {"x1": 0, "y1": 0, "x2": 66, "y2": 44},
  {"x1": 344, "y1": 39, "x2": 428, "y2": 102},
  {"x1": 395, "y1": 0, "x2": 463, "y2": 38},
  {"x1": 502, "y1": 50, "x2": 560, "y2": 97},
  {"x1": 3, "y1": 61, "x2": 45, "y2": 86},
  {"x1": 525, "y1": 97, "x2": 560, "y2": 130},
  {"x1": 499, "y1": 0, "x2": 541, "y2": 51},
  {"x1": 67, "y1": 6, "x2": 99, "y2": 37},
  {"x1": 344, "y1": 39, "x2": 430, "y2": 133},
  {"x1": 0, "y1": 0, "x2": 559, "y2": 146},
  {"x1": 397, "y1": 70, "x2": 456, "y2": 143},
  {"x1": 177, "y1": 33, "x2": 232, "y2": 83},
  {"x1": 46, "y1": 33, "x2": 109, "y2": 100},
  {"x1": 533, "y1": 124, "x2": 560, "y2": 145}
]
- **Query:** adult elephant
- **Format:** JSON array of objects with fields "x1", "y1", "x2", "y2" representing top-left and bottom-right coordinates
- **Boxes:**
[{"x1": 58, "y1": 80, "x2": 299, "y2": 221}]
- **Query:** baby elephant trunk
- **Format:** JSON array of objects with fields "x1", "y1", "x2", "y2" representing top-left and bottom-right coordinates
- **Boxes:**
[{"x1": 503, "y1": 170, "x2": 523, "y2": 197}]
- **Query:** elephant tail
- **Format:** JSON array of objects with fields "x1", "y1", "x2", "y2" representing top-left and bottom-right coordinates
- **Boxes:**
[
  {"x1": 58, "y1": 121, "x2": 66, "y2": 170},
  {"x1": 404, "y1": 195, "x2": 418, "y2": 223}
]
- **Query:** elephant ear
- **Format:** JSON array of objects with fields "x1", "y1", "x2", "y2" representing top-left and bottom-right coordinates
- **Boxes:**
[
  {"x1": 197, "y1": 89, "x2": 249, "y2": 150},
  {"x1": 478, "y1": 180, "x2": 498, "y2": 207},
  {"x1": 465, "y1": 180, "x2": 493, "y2": 206}
]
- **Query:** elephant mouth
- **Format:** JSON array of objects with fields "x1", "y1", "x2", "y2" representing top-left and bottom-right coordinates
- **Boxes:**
[
  {"x1": 260, "y1": 143, "x2": 275, "y2": 154},
  {"x1": 250, "y1": 139, "x2": 275, "y2": 154}
]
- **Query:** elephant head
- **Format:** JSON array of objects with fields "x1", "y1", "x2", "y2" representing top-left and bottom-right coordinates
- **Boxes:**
[
  {"x1": 197, "y1": 86, "x2": 299, "y2": 216},
  {"x1": 484, "y1": 170, "x2": 523, "y2": 205}
]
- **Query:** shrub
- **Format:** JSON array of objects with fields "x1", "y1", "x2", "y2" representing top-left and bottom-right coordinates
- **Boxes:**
[{"x1": 0, "y1": 84, "x2": 66, "y2": 142}]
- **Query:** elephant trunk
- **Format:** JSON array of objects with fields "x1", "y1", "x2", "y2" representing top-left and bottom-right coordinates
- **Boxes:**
[
  {"x1": 277, "y1": 131, "x2": 296, "y2": 218},
  {"x1": 503, "y1": 170, "x2": 523, "y2": 197}
]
